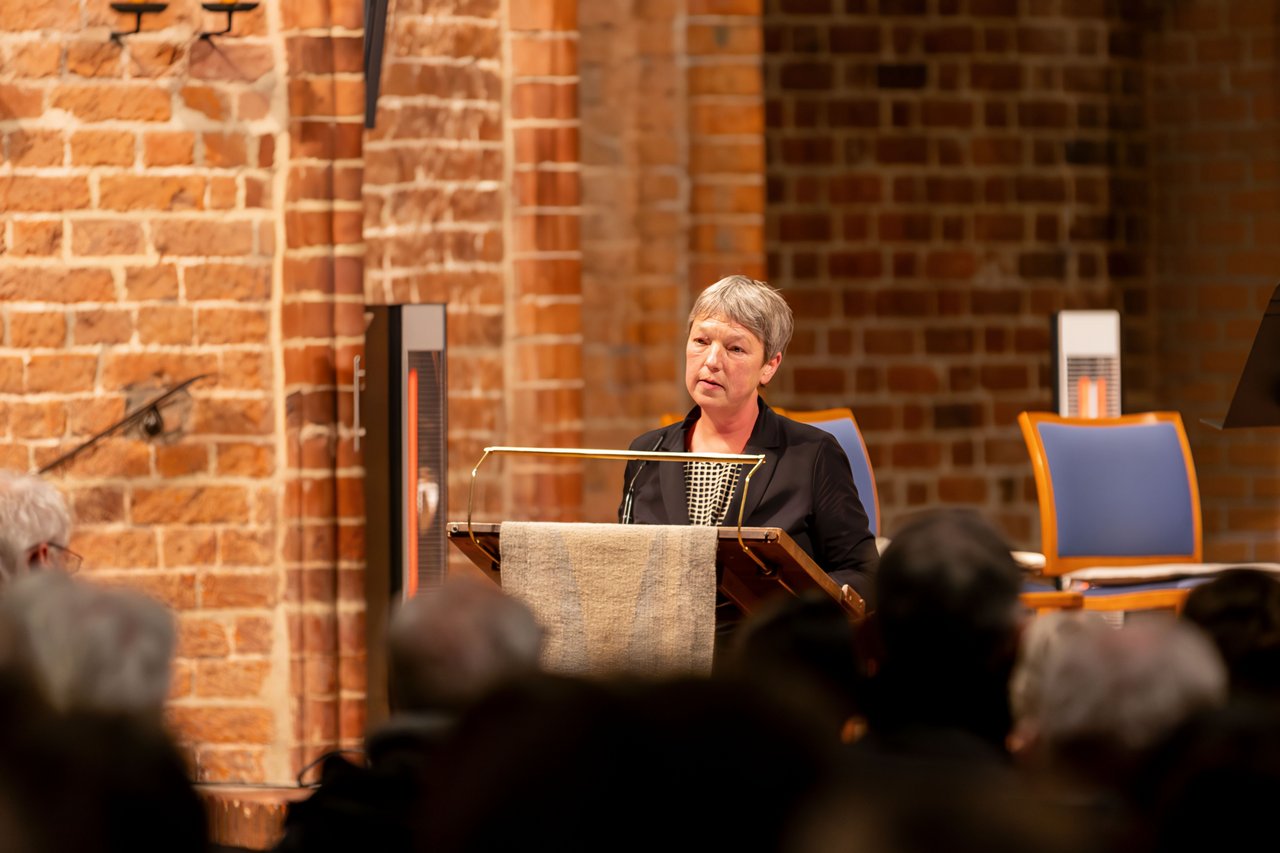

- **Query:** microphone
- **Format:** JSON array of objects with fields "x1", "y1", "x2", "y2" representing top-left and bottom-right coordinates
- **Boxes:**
[{"x1": 621, "y1": 437, "x2": 664, "y2": 524}]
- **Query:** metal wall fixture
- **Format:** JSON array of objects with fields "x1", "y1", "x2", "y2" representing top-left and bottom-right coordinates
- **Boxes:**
[
  {"x1": 109, "y1": 2, "x2": 169, "y2": 40},
  {"x1": 200, "y1": 2, "x2": 260, "y2": 39}
]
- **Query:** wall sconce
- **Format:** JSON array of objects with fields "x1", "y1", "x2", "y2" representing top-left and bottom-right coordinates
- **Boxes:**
[
  {"x1": 200, "y1": 2, "x2": 260, "y2": 39},
  {"x1": 109, "y1": 2, "x2": 168, "y2": 40}
]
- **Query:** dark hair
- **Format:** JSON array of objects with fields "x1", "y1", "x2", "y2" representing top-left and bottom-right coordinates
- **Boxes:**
[
  {"x1": 869, "y1": 510, "x2": 1023, "y2": 746},
  {"x1": 1182, "y1": 568, "x2": 1280, "y2": 699}
]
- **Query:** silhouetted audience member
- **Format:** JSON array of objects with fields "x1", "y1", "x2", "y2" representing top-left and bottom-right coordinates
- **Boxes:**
[
  {"x1": 0, "y1": 666, "x2": 207, "y2": 853},
  {"x1": 276, "y1": 577, "x2": 544, "y2": 853},
  {"x1": 419, "y1": 673, "x2": 834, "y2": 853},
  {"x1": 1008, "y1": 609, "x2": 1106, "y2": 758},
  {"x1": 1182, "y1": 567, "x2": 1280, "y2": 700},
  {"x1": 0, "y1": 469, "x2": 76, "y2": 583},
  {"x1": 720, "y1": 590, "x2": 864, "y2": 741},
  {"x1": 0, "y1": 572, "x2": 175, "y2": 723},
  {"x1": 1132, "y1": 700, "x2": 1280, "y2": 853},
  {"x1": 857, "y1": 509, "x2": 1025, "y2": 759},
  {"x1": 1012, "y1": 610, "x2": 1226, "y2": 853},
  {"x1": 789, "y1": 759, "x2": 1088, "y2": 853}
]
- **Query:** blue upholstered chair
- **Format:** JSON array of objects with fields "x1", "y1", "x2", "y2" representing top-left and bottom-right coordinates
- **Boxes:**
[
  {"x1": 775, "y1": 407, "x2": 881, "y2": 539},
  {"x1": 1017, "y1": 410, "x2": 1209, "y2": 615}
]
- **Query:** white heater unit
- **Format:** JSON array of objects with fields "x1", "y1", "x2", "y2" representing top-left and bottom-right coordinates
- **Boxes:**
[{"x1": 1055, "y1": 311, "x2": 1121, "y2": 418}]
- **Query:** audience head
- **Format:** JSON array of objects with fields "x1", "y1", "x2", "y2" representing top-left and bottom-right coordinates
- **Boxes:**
[
  {"x1": 0, "y1": 469, "x2": 74, "y2": 583},
  {"x1": 421, "y1": 673, "x2": 832, "y2": 853},
  {"x1": 0, "y1": 572, "x2": 175, "y2": 721},
  {"x1": 1023, "y1": 615, "x2": 1226, "y2": 784},
  {"x1": 1182, "y1": 568, "x2": 1280, "y2": 699},
  {"x1": 387, "y1": 576, "x2": 544, "y2": 715},
  {"x1": 1134, "y1": 701, "x2": 1280, "y2": 853},
  {"x1": 722, "y1": 590, "x2": 863, "y2": 738},
  {"x1": 689, "y1": 275, "x2": 795, "y2": 364},
  {"x1": 870, "y1": 509, "x2": 1024, "y2": 746}
]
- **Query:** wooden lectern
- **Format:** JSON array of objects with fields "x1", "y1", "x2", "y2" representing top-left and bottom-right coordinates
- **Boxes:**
[{"x1": 447, "y1": 522, "x2": 865, "y2": 619}]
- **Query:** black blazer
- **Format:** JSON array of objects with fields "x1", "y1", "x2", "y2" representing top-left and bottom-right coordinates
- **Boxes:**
[{"x1": 619, "y1": 400, "x2": 879, "y2": 599}]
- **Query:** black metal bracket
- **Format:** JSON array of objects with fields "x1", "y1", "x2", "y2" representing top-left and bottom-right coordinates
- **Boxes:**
[
  {"x1": 38, "y1": 374, "x2": 210, "y2": 475},
  {"x1": 109, "y1": 2, "x2": 168, "y2": 41},
  {"x1": 200, "y1": 2, "x2": 259, "y2": 40}
]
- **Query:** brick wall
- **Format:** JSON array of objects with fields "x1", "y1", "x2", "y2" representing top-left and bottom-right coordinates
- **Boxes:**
[
  {"x1": 1148, "y1": 0, "x2": 1280, "y2": 561},
  {"x1": 761, "y1": 0, "x2": 1150, "y2": 547},
  {"x1": 0, "y1": 0, "x2": 288, "y2": 780}
]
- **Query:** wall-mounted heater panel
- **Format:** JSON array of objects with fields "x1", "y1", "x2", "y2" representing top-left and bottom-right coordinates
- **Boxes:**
[
  {"x1": 361, "y1": 305, "x2": 447, "y2": 720},
  {"x1": 1054, "y1": 310, "x2": 1121, "y2": 418}
]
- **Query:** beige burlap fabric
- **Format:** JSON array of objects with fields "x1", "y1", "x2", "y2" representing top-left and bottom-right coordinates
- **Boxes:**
[{"x1": 499, "y1": 522, "x2": 717, "y2": 677}]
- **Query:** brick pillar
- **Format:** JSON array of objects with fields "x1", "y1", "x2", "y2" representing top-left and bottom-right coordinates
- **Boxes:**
[
  {"x1": 505, "y1": 1, "x2": 584, "y2": 520},
  {"x1": 280, "y1": 0, "x2": 367, "y2": 773},
  {"x1": 687, "y1": 0, "x2": 767, "y2": 292}
]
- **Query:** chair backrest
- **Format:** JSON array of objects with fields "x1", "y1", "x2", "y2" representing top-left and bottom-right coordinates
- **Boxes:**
[
  {"x1": 1017, "y1": 411, "x2": 1202, "y2": 576},
  {"x1": 778, "y1": 407, "x2": 881, "y2": 539}
]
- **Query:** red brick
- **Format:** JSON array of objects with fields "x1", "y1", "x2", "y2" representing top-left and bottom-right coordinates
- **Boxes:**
[
  {"x1": 188, "y1": 41, "x2": 274, "y2": 82},
  {"x1": 70, "y1": 130, "x2": 136, "y2": 166},
  {"x1": 202, "y1": 132, "x2": 249, "y2": 168},
  {"x1": 9, "y1": 401, "x2": 66, "y2": 439},
  {"x1": 0, "y1": 177, "x2": 90, "y2": 212},
  {"x1": 51, "y1": 85, "x2": 171, "y2": 121},
  {"x1": 234, "y1": 615, "x2": 273, "y2": 654},
  {"x1": 186, "y1": 264, "x2": 271, "y2": 301},
  {"x1": 135, "y1": 305, "x2": 194, "y2": 345},
  {"x1": 9, "y1": 221, "x2": 63, "y2": 256},
  {"x1": 0, "y1": 84, "x2": 43, "y2": 118},
  {"x1": 180, "y1": 85, "x2": 226, "y2": 120},
  {"x1": 100, "y1": 176, "x2": 204, "y2": 211},
  {"x1": 177, "y1": 616, "x2": 230, "y2": 658},
  {"x1": 6, "y1": 42, "x2": 60, "y2": 76},
  {"x1": 168, "y1": 707, "x2": 274, "y2": 745},
  {"x1": 73, "y1": 309, "x2": 133, "y2": 345},
  {"x1": 9, "y1": 312, "x2": 66, "y2": 348},
  {"x1": 128, "y1": 42, "x2": 185, "y2": 77},
  {"x1": 163, "y1": 529, "x2": 218, "y2": 569},
  {"x1": 67, "y1": 40, "x2": 123, "y2": 77},
  {"x1": 201, "y1": 572, "x2": 277, "y2": 608},
  {"x1": 511, "y1": 82, "x2": 577, "y2": 120},
  {"x1": 195, "y1": 660, "x2": 270, "y2": 698},
  {"x1": 73, "y1": 530, "x2": 159, "y2": 570},
  {"x1": 196, "y1": 308, "x2": 269, "y2": 345},
  {"x1": 144, "y1": 132, "x2": 196, "y2": 166},
  {"x1": 153, "y1": 220, "x2": 254, "y2": 256},
  {"x1": 0, "y1": 268, "x2": 113, "y2": 302},
  {"x1": 7, "y1": 129, "x2": 64, "y2": 167},
  {"x1": 126, "y1": 265, "x2": 179, "y2": 300},
  {"x1": 217, "y1": 443, "x2": 275, "y2": 477},
  {"x1": 72, "y1": 220, "x2": 145, "y2": 256},
  {"x1": 133, "y1": 487, "x2": 250, "y2": 525}
]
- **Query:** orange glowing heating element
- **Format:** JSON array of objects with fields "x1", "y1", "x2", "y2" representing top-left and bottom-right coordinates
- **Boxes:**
[
  {"x1": 1075, "y1": 375, "x2": 1108, "y2": 418},
  {"x1": 406, "y1": 367, "x2": 419, "y2": 597}
]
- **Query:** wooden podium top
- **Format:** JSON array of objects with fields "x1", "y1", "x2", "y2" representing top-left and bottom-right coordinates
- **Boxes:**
[{"x1": 446, "y1": 522, "x2": 864, "y2": 618}]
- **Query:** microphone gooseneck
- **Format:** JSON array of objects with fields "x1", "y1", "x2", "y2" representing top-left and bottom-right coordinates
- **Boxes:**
[{"x1": 621, "y1": 436, "x2": 665, "y2": 523}]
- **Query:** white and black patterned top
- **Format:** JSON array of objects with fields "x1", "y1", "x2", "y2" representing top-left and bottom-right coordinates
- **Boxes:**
[{"x1": 684, "y1": 461, "x2": 740, "y2": 526}]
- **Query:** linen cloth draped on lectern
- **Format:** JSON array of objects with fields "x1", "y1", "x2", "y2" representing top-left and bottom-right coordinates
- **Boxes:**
[{"x1": 499, "y1": 522, "x2": 718, "y2": 676}]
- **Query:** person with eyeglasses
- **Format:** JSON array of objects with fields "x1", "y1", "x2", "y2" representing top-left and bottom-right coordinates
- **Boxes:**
[{"x1": 0, "y1": 470, "x2": 78, "y2": 583}]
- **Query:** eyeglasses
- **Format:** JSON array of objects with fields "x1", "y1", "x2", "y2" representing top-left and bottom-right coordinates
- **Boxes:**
[{"x1": 27, "y1": 541, "x2": 83, "y2": 575}]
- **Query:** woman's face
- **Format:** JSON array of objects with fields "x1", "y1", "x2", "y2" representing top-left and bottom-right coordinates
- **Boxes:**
[{"x1": 685, "y1": 314, "x2": 781, "y2": 415}]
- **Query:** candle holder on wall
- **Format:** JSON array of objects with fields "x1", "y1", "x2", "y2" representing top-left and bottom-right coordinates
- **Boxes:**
[
  {"x1": 109, "y1": 2, "x2": 168, "y2": 41},
  {"x1": 200, "y1": 2, "x2": 260, "y2": 39}
]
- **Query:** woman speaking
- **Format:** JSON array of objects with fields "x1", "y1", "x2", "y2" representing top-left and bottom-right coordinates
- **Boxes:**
[{"x1": 618, "y1": 276, "x2": 878, "y2": 602}]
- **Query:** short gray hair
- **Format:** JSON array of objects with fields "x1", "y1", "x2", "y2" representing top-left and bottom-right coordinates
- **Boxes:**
[
  {"x1": 1030, "y1": 615, "x2": 1226, "y2": 757},
  {"x1": 0, "y1": 470, "x2": 72, "y2": 583},
  {"x1": 689, "y1": 276, "x2": 795, "y2": 362},
  {"x1": 387, "y1": 577, "x2": 544, "y2": 713},
  {"x1": 0, "y1": 573, "x2": 175, "y2": 720}
]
